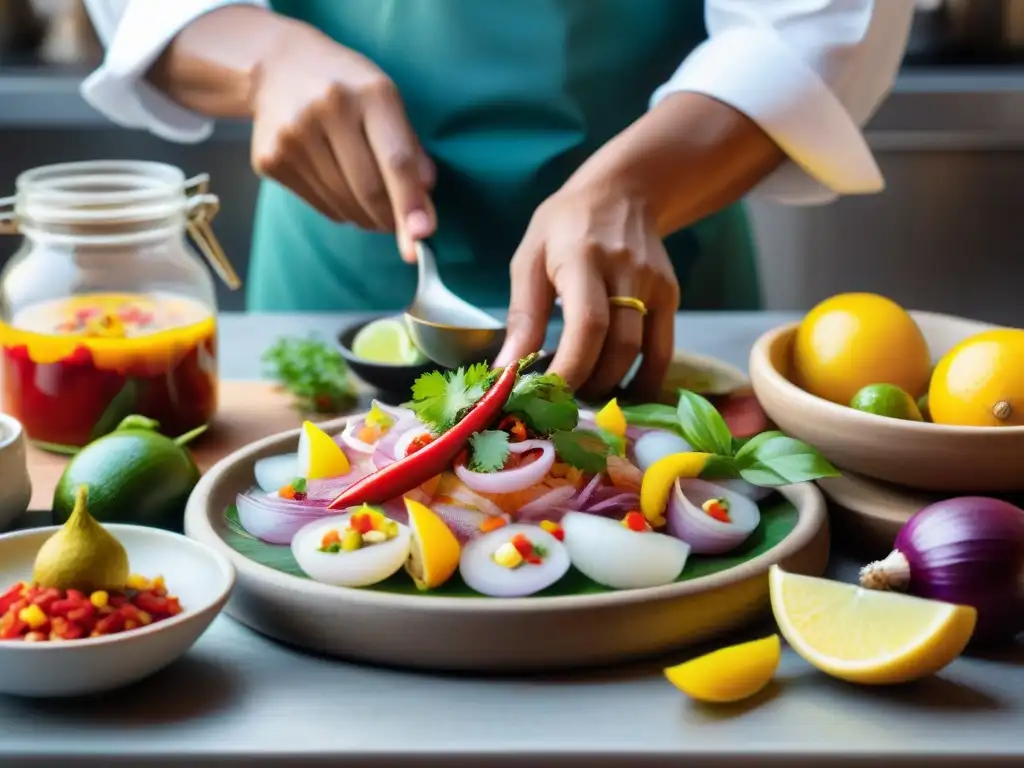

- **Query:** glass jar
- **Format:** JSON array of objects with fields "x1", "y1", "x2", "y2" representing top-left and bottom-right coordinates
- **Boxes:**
[{"x1": 0, "y1": 160, "x2": 240, "y2": 449}]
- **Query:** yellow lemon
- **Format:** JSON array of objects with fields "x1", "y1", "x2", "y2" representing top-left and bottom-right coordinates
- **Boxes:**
[
  {"x1": 928, "y1": 329, "x2": 1024, "y2": 427},
  {"x1": 664, "y1": 635, "x2": 780, "y2": 703},
  {"x1": 297, "y1": 421, "x2": 350, "y2": 480},
  {"x1": 404, "y1": 498, "x2": 461, "y2": 590},
  {"x1": 769, "y1": 566, "x2": 976, "y2": 685},
  {"x1": 792, "y1": 293, "x2": 931, "y2": 406}
]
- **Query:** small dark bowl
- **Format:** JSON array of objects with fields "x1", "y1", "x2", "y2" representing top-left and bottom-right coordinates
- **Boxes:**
[{"x1": 338, "y1": 315, "x2": 551, "y2": 402}]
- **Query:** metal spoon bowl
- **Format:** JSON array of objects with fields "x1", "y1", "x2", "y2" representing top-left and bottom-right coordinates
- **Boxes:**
[{"x1": 404, "y1": 241, "x2": 508, "y2": 368}]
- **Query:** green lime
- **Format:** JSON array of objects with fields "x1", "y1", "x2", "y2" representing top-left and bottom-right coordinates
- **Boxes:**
[
  {"x1": 53, "y1": 417, "x2": 203, "y2": 533},
  {"x1": 849, "y1": 384, "x2": 924, "y2": 422},
  {"x1": 352, "y1": 317, "x2": 426, "y2": 365},
  {"x1": 916, "y1": 393, "x2": 931, "y2": 422}
]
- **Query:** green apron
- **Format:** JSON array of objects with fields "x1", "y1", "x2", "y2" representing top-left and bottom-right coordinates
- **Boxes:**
[{"x1": 248, "y1": 0, "x2": 761, "y2": 312}]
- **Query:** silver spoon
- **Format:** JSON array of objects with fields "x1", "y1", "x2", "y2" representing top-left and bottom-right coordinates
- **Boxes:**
[{"x1": 404, "y1": 241, "x2": 507, "y2": 369}]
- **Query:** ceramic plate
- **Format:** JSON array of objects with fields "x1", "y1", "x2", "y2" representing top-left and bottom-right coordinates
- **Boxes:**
[{"x1": 185, "y1": 357, "x2": 825, "y2": 672}]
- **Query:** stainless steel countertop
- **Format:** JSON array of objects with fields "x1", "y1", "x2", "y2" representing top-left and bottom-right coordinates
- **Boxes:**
[{"x1": 1, "y1": 310, "x2": 1022, "y2": 768}]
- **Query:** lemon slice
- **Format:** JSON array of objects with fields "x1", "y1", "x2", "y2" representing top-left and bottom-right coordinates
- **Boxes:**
[
  {"x1": 297, "y1": 421, "x2": 351, "y2": 480},
  {"x1": 769, "y1": 565, "x2": 976, "y2": 685},
  {"x1": 404, "y1": 498, "x2": 461, "y2": 590},
  {"x1": 351, "y1": 317, "x2": 426, "y2": 365},
  {"x1": 664, "y1": 635, "x2": 780, "y2": 703}
]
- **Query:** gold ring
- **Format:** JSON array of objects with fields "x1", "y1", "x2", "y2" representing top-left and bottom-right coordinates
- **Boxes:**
[{"x1": 608, "y1": 296, "x2": 648, "y2": 316}]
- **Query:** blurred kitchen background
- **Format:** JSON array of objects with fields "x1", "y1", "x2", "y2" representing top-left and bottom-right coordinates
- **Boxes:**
[{"x1": 0, "y1": 0, "x2": 1022, "y2": 324}]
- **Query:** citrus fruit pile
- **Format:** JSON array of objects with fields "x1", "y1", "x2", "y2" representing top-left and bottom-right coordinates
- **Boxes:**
[{"x1": 792, "y1": 292, "x2": 1024, "y2": 427}]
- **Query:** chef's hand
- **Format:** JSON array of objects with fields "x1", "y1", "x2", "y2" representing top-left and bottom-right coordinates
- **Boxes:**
[
  {"x1": 250, "y1": 31, "x2": 436, "y2": 260},
  {"x1": 493, "y1": 181, "x2": 679, "y2": 401}
]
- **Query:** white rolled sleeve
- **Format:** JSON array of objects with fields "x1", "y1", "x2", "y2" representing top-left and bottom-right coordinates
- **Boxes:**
[
  {"x1": 80, "y1": 0, "x2": 267, "y2": 143},
  {"x1": 652, "y1": 0, "x2": 915, "y2": 204}
]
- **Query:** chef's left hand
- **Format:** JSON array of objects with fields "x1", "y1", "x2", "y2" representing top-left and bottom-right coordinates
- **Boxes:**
[{"x1": 493, "y1": 180, "x2": 679, "y2": 401}]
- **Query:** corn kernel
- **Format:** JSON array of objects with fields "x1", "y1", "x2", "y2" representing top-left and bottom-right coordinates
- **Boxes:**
[
  {"x1": 341, "y1": 529, "x2": 363, "y2": 551},
  {"x1": 90, "y1": 591, "x2": 109, "y2": 608},
  {"x1": 127, "y1": 574, "x2": 149, "y2": 590},
  {"x1": 137, "y1": 611, "x2": 153, "y2": 626},
  {"x1": 18, "y1": 603, "x2": 48, "y2": 630},
  {"x1": 492, "y1": 542, "x2": 524, "y2": 569},
  {"x1": 539, "y1": 520, "x2": 558, "y2": 535},
  {"x1": 362, "y1": 530, "x2": 386, "y2": 544}
]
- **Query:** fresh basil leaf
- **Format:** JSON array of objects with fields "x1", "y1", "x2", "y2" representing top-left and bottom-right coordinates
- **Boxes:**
[
  {"x1": 738, "y1": 432, "x2": 840, "y2": 485},
  {"x1": 551, "y1": 430, "x2": 611, "y2": 474},
  {"x1": 675, "y1": 389, "x2": 733, "y2": 456},
  {"x1": 698, "y1": 454, "x2": 740, "y2": 480},
  {"x1": 619, "y1": 403, "x2": 681, "y2": 433}
]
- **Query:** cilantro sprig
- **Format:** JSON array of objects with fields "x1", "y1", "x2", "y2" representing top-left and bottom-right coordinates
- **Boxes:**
[
  {"x1": 263, "y1": 335, "x2": 357, "y2": 414},
  {"x1": 405, "y1": 360, "x2": 579, "y2": 436},
  {"x1": 468, "y1": 429, "x2": 510, "y2": 472}
]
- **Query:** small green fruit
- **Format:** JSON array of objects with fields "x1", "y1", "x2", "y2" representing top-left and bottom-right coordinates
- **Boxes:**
[{"x1": 849, "y1": 384, "x2": 924, "y2": 422}]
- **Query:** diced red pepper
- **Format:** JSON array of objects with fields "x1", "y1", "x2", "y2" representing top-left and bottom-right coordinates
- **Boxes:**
[
  {"x1": 0, "y1": 583, "x2": 25, "y2": 614},
  {"x1": 321, "y1": 529, "x2": 341, "y2": 549},
  {"x1": 349, "y1": 513, "x2": 374, "y2": 535},
  {"x1": 539, "y1": 520, "x2": 565, "y2": 541},
  {"x1": 405, "y1": 433, "x2": 435, "y2": 456},
  {"x1": 702, "y1": 498, "x2": 732, "y2": 524},
  {"x1": 498, "y1": 416, "x2": 528, "y2": 442},
  {"x1": 510, "y1": 533, "x2": 543, "y2": 565},
  {"x1": 622, "y1": 511, "x2": 650, "y2": 533}
]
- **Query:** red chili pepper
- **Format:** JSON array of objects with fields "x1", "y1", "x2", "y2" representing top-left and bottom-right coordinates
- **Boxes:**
[{"x1": 328, "y1": 360, "x2": 524, "y2": 510}]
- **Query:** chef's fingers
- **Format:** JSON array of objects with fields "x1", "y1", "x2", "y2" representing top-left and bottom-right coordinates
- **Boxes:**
[
  {"x1": 305, "y1": 130, "x2": 377, "y2": 229},
  {"x1": 578, "y1": 276, "x2": 647, "y2": 402},
  {"x1": 322, "y1": 106, "x2": 396, "y2": 233},
  {"x1": 269, "y1": 158, "x2": 341, "y2": 223},
  {"x1": 494, "y1": 237, "x2": 554, "y2": 369},
  {"x1": 628, "y1": 288, "x2": 676, "y2": 402},
  {"x1": 547, "y1": 259, "x2": 609, "y2": 392},
  {"x1": 363, "y1": 86, "x2": 437, "y2": 263}
]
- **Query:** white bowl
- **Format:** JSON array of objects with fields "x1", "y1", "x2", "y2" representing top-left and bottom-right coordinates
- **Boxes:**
[
  {"x1": 0, "y1": 415, "x2": 32, "y2": 531},
  {"x1": 0, "y1": 524, "x2": 235, "y2": 697}
]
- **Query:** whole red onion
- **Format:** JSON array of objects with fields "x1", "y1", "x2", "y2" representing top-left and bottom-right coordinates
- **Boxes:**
[{"x1": 859, "y1": 496, "x2": 1024, "y2": 645}]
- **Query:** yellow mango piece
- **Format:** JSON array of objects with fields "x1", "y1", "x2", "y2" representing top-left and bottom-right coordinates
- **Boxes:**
[
  {"x1": 594, "y1": 398, "x2": 628, "y2": 438},
  {"x1": 664, "y1": 635, "x2": 781, "y2": 703},
  {"x1": 639, "y1": 452, "x2": 710, "y2": 527}
]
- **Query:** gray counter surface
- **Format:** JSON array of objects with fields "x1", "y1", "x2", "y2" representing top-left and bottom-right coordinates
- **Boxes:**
[{"x1": 2, "y1": 311, "x2": 1022, "y2": 768}]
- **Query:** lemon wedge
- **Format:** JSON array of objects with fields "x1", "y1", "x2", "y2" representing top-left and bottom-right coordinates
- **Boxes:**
[
  {"x1": 769, "y1": 565, "x2": 976, "y2": 685},
  {"x1": 297, "y1": 421, "x2": 351, "y2": 480},
  {"x1": 404, "y1": 498, "x2": 461, "y2": 590},
  {"x1": 664, "y1": 635, "x2": 780, "y2": 703},
  {"x1": 594, "y1": 398, "x2": 627, "y2": 438},
  {"x1": 351, "y1": 317, "x2": 426, "y2": 365}
]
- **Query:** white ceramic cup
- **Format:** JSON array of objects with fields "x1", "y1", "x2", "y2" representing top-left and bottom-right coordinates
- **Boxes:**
[{"x1": 0, "y1": 414, "x2": 32, "y2": 530}]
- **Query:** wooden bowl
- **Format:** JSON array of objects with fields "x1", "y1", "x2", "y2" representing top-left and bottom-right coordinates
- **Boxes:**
[{"x1": 750, "y1": 310, "x2": 1024, "y2": 494}]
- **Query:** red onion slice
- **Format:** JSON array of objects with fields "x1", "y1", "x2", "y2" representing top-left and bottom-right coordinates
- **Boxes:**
[
  {"x1": 236, "y1": 490, "x2": 332, "y2": 545},
  {"x1": 454, "y1": 439, "x2": 555, "y2": 495},
  {"x1": 633, "y1": 430, "x2": 693, "y2": 472},
  {"x1": 430, "y1": 503, "x2": 502, "y2": 542},
  {"x1": 459, "y1": 524, "x2": 570, "y2": 597},
  {"x1": 667, "y1": 478, "x2": 760, "y2": 555},
  {"x1": 254, "y1": 453, "x2": 299, "y2": 494},
  {"x1": 515, "y1": 486, "x2": 578, "y2": 521},
  {"x1": 574, "y1": 473, "x2": 603, "y2": 510},
  {"x1": 585, "y1": 492, "x2": 640, "y2": 516}
]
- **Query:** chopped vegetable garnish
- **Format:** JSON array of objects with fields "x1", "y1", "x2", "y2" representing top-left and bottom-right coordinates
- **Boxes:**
[
  {"x1": 510, "y1": 533, "x2": 545, "y2": 565},
  {"x1": 539, "y1": 520, "x2": 565, "y2": 541},
  {"x1": 594, "y1": 398, "x2": 628, "y2": 439},
  {"x1": 479, "y1": 516, "x2": 509, "y2": 533},
  {"x1": 621, "y1": 511, "x2": 652, "y2": 533},
  {"x1": 702, "y1": 497, "x2": 732, "y2": 523},
  {"x1": 493, "y1": 542, "x2": 525, "y2": 569},
  {"x1": 365, "y1": 402, "x2": 395, "y2": 430},
  {"x1": 468, "y1": 429, "x2": 511, "y2": 473},
  {"x1": 498, "y1": 415, "x2": 528, "y2": 442},
  {"x1": 318, "y1": 508, "x2": 400, "y2": 553},
  {"x1": 279, "y1": 476, "x2": 308, "y2": 501}
]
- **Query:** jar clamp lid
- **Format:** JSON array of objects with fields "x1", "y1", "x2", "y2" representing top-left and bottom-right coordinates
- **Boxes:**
[{"x1": 0, "y1": 160, "x2": 240, "y2": 290}]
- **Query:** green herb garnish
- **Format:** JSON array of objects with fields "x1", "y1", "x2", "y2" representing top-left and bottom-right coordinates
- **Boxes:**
[
  {"x1": 468, "y1": 429, "x2": 511, "y2": 473},
  {"x1": 406, "y1": 363, "x2": 499, "y2": 434},
  {"x1": 551, "y1": 429, "x2": 615, "y2": 474},
  {"x1": 503, "y1": 372, "x2": 579, "y2": 436},
  {"x1": 263, "y1": 335, "x2": 357, "y2": 414}
]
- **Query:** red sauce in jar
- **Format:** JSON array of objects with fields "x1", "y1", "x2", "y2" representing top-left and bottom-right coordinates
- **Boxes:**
[{"x1": 0, "y1": 293, "x2": 217, "y2": 447}]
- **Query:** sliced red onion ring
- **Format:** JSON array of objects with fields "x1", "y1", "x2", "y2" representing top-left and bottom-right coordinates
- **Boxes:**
[
  {"x1": 340, "y1": 421, "x2": 377, "y2": 454},
  {"x1": 516, "y1": 486, "x2": 578, "y2": 521},
  {"x1": 371, "y1": 417, "x2": 426, "y2": 469},
  {"x1": 459, "y1": 524, "x2": 570, "y2": 597},
  {"x1": 236, "y1": 490, "x2": 331, "y2": 545},
  {"x1": 585, "y1": 492, "x2": 640, "y2": 516},
  {"x1": 430, "y1": 503, "x2": 501, "y2": 542},
  {"x1": 711, "y1": 477, "x2": 773, "y2": 502},
  {"x1": 454, "y1": 439, "x2": 555, "y2": 495},
  {"x1": 574, "y1": 473, "x2": 603, "y2": 510},
  {"x1": 667, "y1": 478, "x2": 760, "y2": 555}
]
